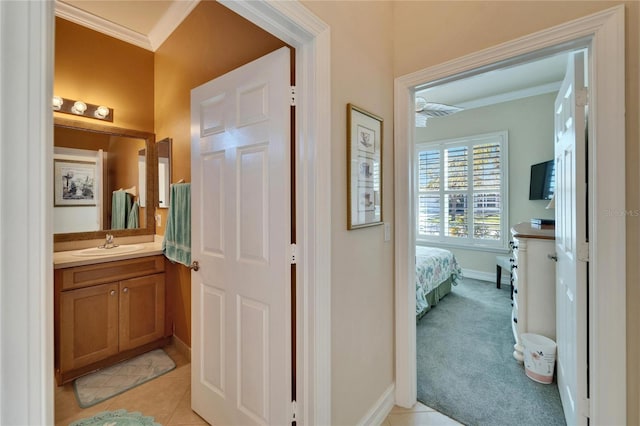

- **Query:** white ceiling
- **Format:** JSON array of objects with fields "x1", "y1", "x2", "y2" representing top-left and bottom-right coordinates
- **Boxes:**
[
  {"x1": 416, "y1": 52, "x2": 569, "y2": 110},
  {"x1": 56, "y1": 0, "x2": 568, "y2": 108}
]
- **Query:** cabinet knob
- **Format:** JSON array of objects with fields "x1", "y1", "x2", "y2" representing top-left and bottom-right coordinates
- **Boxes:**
[
  {"x1": 189, "y1": 261, "x2": 200, "y2": 271},
  {"x1": 123, "y1": 287, "x2": 128, "y2": 293},
  {"x1": 110, "y1": 290, "x2": 116, "y2": 296},
  {"x1": 513, "y1": 317, "x2": 518, "y2": 324},
  {"x1": 514, "y1": 289, "x2": 518, "y2": 294}
]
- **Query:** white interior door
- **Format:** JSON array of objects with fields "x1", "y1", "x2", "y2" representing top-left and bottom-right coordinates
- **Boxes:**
[
  {"x1": 191, "y1": 47, "x2": 292, "y2": 426},
  {"x1": 554, "y1": 50, "x2": 588, "y2": 426}
]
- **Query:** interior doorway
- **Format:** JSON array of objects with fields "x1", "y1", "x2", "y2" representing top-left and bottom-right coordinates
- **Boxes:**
[
  {"x1": 0, "y1": 1, "x2": 332, "y2": 425},
  {"x1": 394, "y1": 6, "x2": 626, "y2": 425},
  {"x1": 409, "y1": 48, "x2": 578, "y2": 425}
]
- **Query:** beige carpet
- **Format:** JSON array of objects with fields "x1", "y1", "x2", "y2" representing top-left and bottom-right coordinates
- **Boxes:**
[{"x1": 73, "y1": 349, "x2": 176, "y2": 408}]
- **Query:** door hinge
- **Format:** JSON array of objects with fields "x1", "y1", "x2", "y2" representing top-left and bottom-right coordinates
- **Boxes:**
[
  {"x1": 290, "y1": 243, "x2": 297, "y2": 264},
  {"x1": 576, "y1": 87, "x2": 588, "y2": 107},
  {"x1": 290, "y1": 86, "x2": 297, "y2": 106},
  {"x1": 578, "y1": 241, "x2": 589, "y2": 262},
  {"x1": 290, "y1": 399, "x2": 298, "y2": 422},
  {"x1": 581, "y1": 397, "x2": 591, "y2": 418}
]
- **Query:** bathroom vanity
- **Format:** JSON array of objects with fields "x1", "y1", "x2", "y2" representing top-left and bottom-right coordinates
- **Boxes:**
[
  {"x1": 51, "y1": 118, "x2": 175, "y2": 385},
  {"x1": 53, "y1": 243, "x2": 170, "y2": 385}
]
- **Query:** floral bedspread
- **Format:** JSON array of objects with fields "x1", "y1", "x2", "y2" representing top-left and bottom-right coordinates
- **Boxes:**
[{"x1": 415, "y1": 246, "x2": 463, "y2": 316}]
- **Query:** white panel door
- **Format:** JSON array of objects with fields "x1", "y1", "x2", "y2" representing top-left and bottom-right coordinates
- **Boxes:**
[
  {"x1": 554, "y1": 50, "x2": 588, "y2": 426},
  {"x1": 191, "y1": 47, "x2": 291, "y2": 426}
]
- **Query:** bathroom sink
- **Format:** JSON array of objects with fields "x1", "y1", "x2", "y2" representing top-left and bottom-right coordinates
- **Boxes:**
[{"x1": 71, "y1": 244, "x2": 144, "y2": 257}]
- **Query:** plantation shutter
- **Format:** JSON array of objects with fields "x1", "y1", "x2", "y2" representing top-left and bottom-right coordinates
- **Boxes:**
[
  {"x1": 416, "y1": 131, "x2": 507, "y2": 248},
  {"x1": 473, "y1": 143, "x2": 502, "y2": 240}
]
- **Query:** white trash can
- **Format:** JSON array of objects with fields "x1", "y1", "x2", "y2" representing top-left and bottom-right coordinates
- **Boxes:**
[{"x1": 521, "y1": 333, "x2": 557, "y2": 384}]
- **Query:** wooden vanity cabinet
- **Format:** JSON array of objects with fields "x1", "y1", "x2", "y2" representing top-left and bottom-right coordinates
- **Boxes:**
[
  {"x1": 118, "y1": 274, "x2": 166, "y2": 351},
  {"x1": 55, "y1": 255, "x2": 170, "y2": 385},
  {"x1": 59, "y1": 282, "x2": 120, "y2": 373}
]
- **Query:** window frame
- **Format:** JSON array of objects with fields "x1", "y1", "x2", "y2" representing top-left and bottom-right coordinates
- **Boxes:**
[{"x1": 415, "y1": 130, "x2": 509, "y2": 250}]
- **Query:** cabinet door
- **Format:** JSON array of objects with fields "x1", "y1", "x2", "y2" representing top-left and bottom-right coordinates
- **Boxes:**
[
  {"x1": 60, "y1": 282, "x2": 119, "y2": 372},
  {"x1": 119, "y1": 273, "x2": 165, "y2": 352}
]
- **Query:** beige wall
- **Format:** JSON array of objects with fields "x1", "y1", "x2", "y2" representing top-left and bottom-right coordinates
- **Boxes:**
[
  {"x1": 300, "y1": 2, "x2": 395, "y2": 425},
  {"x1": 393, "y1": 1, "x2": 640, "y2": 422},
  {"x1": 417, "y1": 93, "x2": 556, "y2": 274},
  {"x1": 154, "y1": 0, "x2": 287, "y2": 347}
]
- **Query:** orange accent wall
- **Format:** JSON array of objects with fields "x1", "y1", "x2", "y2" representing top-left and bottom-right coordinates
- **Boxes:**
[
  {"x1": 154, "y1": 1, "x2": 288, "y2": 347},
  {"x1": 54, "y1": 18, "x2": 154, "y2": 132}
]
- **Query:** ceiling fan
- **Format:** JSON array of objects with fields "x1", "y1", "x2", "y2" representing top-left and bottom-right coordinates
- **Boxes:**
[{"x1": 415, "y1": 96, "x2": 463, "y2": 126}]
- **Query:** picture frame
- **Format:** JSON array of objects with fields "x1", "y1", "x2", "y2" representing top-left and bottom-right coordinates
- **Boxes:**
[
  {"x1": 347, "y1": 103, "x2": 383, "y2": 229},
  {"x1": 54, "y1": 159, "x2": 97, "y2": 206}
]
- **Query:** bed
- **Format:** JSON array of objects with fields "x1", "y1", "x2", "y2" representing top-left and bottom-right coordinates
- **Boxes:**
[{"x1": 416, "y1": 246, "x2": 463, "y2": 320}]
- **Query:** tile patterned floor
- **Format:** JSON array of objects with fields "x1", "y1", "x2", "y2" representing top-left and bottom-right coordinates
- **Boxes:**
[
  {"x1": 55, "y1": 345, "x2": 206, "y2": 426},
  {"x1": 383, "y1": 402, "x2": 463, "y2": 426},
  {"x1": 56, "y1": 345, "x2": 460, "y2": 426}
]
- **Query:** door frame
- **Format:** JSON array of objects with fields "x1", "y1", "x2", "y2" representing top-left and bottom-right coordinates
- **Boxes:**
[
  {"x1": 394, "y1": 5, "x2": 626, "y2": 424},
  {"x1": 0, "y1": 1, "x2": 331, "y2": 424},
  {"x1": 208, "y1": 3, "x2": 333, "y2": 424}
]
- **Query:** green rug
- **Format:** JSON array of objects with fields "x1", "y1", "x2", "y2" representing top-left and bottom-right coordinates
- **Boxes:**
[
  {"x1": 417, "y1": 278, "x2": 565, "y2": 425},
  {"x1": 69, "y1": 409, "x2": 160, "y2": 426},
  {"x1": 73, "y1": 349, "x2": 176, "y2": 408}
]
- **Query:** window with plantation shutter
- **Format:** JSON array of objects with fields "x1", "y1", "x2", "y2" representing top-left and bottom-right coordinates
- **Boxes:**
[{"x1": 416, "y1": 131, "x2": 508, "y2": 249}]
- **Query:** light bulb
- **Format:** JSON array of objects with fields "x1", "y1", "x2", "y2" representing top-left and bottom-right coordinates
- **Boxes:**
[
  {"x1": 52, "y1": 96, "x2": 63, "y2": 110},
  {"x1": 71, "y1": 101, "x2": 87, "y2": 115},
  {"x1": 94, "y1": 106, "x2": 110, "y2": 119}
]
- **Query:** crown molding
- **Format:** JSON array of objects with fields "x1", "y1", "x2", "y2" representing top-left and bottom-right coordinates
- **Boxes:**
[
  {"x1": 54, "y1": 0, "x2": 152, "y2": 50},
  {"x1": 457, "y1": 81, "x2": 562, "y2": 111},
  {"x1": 54, "y1": 0, "x2": 200, "y2": 52},
  {"x1": 148, "y1": 0, "x2": 200, "y2": 51}
]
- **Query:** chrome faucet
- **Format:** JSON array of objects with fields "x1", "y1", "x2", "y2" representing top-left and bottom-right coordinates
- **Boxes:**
[{"x1": 100, "y1": 234, "x2": 118, "y2": 249}]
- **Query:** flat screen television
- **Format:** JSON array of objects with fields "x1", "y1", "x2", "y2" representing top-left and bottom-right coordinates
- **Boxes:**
[{"x1": 529, "y1": 160, "x2": 555, "y2": 200}]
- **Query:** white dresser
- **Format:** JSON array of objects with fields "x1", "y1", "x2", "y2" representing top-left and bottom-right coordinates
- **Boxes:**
[{"x1": 510, "y1": 222, "x2": 556, "y2": 362}]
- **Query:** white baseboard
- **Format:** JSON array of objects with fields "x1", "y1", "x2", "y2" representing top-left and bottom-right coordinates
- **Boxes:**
[
  {"x1": 462, "y1": 268, "x2": 510, "y2": 285},
  {"x1": 357, "y1": 383, "x2": 395, "y2": 426},
  {"x1": 171, "y1": 334, "x2": 191, "y2": 362}
]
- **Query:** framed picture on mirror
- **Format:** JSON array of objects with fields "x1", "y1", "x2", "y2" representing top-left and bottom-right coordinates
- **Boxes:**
[
  {"x1": 54, "y1": 159, "x2": 97, "y2": 207},
  {"x1": 347, "y1": 103, "x2": 383, "y2": 229}
]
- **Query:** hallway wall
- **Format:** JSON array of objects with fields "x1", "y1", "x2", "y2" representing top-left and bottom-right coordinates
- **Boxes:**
[{"x1": 301, "y1": 2, "x2": 396, "y2": 424}]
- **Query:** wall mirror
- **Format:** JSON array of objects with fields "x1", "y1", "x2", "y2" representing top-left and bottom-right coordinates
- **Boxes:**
[
  {"x1": 53, "y1": 117, "x2": 157, "y2": 242},
  {"x1": 157, "y1": 138, "x2": 172, "y2": 208}
]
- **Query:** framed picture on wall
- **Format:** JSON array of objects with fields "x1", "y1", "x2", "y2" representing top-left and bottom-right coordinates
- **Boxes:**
[
  {"x1": 347, "y1": 103, "x2": 383, "y2": 229},
  {"x1": 54, "y1": 159, "x2": 97, "y2": 206}
]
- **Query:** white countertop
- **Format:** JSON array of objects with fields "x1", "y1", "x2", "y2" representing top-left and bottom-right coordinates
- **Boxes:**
[{"x1": 53, "y1": 240, "x2": 164, "y2": 269}]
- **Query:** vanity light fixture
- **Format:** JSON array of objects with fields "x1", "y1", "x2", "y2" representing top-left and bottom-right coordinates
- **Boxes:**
[{"x1": 52, "y1": 96, "x2": 114, "y2": 122}]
